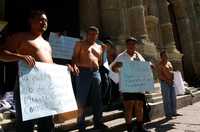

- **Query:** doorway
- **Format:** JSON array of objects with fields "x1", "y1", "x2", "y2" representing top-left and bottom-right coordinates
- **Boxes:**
[{"x1": 2, "y1": 0, "x2": 80, "y2": 93}]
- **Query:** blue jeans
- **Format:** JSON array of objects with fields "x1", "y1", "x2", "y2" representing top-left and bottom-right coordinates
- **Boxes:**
[
  {"x1": 76, "y1": 69, "x2": 103, "y2": 129},
  {"x1": 160, "y1": 80, "x2": 177, "y2": 117}
]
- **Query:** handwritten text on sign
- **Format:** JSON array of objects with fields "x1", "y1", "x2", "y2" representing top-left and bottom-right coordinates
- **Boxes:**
[
  {"x1": 19, "y1": 62, "x2": 77, "y2": 121},
  {"x1": 120, "y1": 61, "x2": 154, "y2": 93}
]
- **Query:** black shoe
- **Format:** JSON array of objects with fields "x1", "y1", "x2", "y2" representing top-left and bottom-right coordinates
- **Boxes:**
[
  {"x1": 78, "y1": 127, "x2": 86, "y2": 132},
  {"x1": 94, "y1": 123, "x2": 108, "y2": 130},
  {"x1": 166, "y1": 116, "x2": 173, "y2": 120},
  {"x1": 173, "y1": 113, "x2": 182, "y2": 117},
  {"x1": 136, "y1": 122, "x2": 149, "y2": 132},
  {"x1": 126, "y1": 123, "x2": 132, "y2": 132},
  {"x1": 137, "y1": 126, "x2": 150, "y2": 132}
]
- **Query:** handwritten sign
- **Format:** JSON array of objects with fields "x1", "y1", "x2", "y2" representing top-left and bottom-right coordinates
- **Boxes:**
[
  {"x1": 19, "y1": 62, "x2": 77, "y2": 121},
  {"x1": 120, "y1": 61, "x2": 154, "y2": 93},
  {"x1": 49, "y1": 32, "x2": 79, "y2": 60}
]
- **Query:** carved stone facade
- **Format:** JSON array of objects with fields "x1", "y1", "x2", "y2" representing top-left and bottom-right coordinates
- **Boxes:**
[
  {"x1": 80, "y1": 0, "x2": 200, "y2": 83},
  {"x1": 0, "y1": 0, "x2": 200, "y2": 83}
]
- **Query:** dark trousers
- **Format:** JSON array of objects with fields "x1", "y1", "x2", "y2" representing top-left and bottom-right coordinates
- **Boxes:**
[
  {"x1": 76, "y1": 69, "x2": 103, "y2": 129},
  {"x1": 14, "y1": 85, "x2": 55, "y2": 132}
]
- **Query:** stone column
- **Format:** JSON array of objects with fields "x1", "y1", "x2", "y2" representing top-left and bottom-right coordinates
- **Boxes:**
[
  {"x1": 79, "y1": 0, "x2": 101, "y2": 32},
  {"x1": 126, "y1": 0, "x2": 158, "y2": 61},
  {"x1": 158, "y1": 0, "x2": 183, "y2": 71},
  {"x1": 170, "y1": 0, "x2": 196, "y2": 82},
  {"x1": 100, "y1": 0, "x2": 129, "y2": 52},
  {"x1": 145, "y1": 0, "x2": 161, "y2": 51}
]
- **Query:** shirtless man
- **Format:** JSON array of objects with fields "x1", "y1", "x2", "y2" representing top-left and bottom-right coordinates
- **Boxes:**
[
  {"x1": 72, "y1": 26, "x2": 107, "y2": 131},
  {"x1": 158, "y1": 51, "x2": 177, "y2": 119},
  {"x1": 0, "y1": 10, "x2": 54, "y2": 132}
]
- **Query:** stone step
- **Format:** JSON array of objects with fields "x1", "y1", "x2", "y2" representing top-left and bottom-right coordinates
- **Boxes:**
[
  {"x1": 148, "y1": 96, "x2": 163, "y2": 103},
  {"x1": 146, "y1": 92, "x2": 162, "y2": 98},
  {"x1": 56, "y1": 109, "x2": 124, "y2": 131},
  {"x1": 1, "y1": 89, "x2": 200, "y2": 131},
  {"x1": 56, "y1": 89, "x2": 200, "y2": 131}
]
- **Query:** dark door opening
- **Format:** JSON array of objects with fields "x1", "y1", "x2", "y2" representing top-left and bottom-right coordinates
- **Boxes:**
[
  {"x1": 2, "y1": 0, "x2": 80, "y2": 93},
  {"x1": 5, "y1": 0, "x2": 80, "y2": 37}
]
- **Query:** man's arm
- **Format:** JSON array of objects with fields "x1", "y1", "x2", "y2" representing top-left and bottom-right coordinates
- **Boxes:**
[
  {"x1": 111, "y1": 62, "x2": 122, "y2": 72},
  {"x1": 71, "y1": 41, "x2": 81, "y2": 75},
  {"x1": 0, "y1": 34, "x2": 35, "y2": 67},
  {"x1": 99, "y1": 44, "x2": 107, "y2": 66},
  {"x1": 72, "y1": 42, "x2": 81, "y2": 65}
]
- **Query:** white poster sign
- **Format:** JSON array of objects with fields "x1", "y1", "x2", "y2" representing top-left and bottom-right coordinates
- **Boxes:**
[
  {"x1": 120, "y1": 61, "x2": 154, "y2": 93},
  {"x1": 49, "y1": 32, "x2": 79, "y2": 60},
  {"x1": 19, "y1": 62, "x2": 77, "y2": 121}
]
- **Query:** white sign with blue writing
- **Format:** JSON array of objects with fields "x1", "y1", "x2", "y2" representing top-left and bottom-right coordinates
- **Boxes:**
[
  {"x1": 120, "y1": 61, "x2": 154, "y2": 93},
  {"x1": 19, "y1": 62, "x2": 77, "y2": 121},
  {"x1": 49, "y1": 32, "x2": 79, "y2": 60}
]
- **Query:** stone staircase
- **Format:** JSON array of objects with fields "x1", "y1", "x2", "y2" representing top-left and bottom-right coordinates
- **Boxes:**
[
  {"x1": 55, "y1": 87, "x2": 200, "y2": 131},
  {"x1": 0, "y1": 87, "x2": 200, "y2": 131}
]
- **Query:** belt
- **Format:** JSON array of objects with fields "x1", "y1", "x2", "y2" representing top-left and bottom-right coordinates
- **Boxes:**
[{"x1": 78, "y1": 66, "x2": 99, "y2": 72}]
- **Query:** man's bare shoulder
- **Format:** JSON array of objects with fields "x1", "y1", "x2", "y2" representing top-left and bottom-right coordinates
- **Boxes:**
[
  {"x1": 2, "y1": 32, "x2": 30, "y2": 51},
  {"x1": 76, "y1": 40, "x2": 84, "y2": 45},
  {"x1": 10, "y1": 32, "x2": 30, "y2": 39},
  {"x1": 43, "y1": 38, "x2": 50, "y2": 45},
  {"x1": 75, "y1": 40, "x2": 86, "y2": 48}
]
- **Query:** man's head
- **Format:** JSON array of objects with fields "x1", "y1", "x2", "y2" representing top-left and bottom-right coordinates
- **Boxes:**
[
  {"x1": 160, "y1": 51, "x2": 168, "y2": 61},
  {"x1": 104, "y1": 40, "x2": 113, "y2": 49},
  {"x1": 126, "y1": 36, "x2": 138, "y2": 55},
  {"x1": 29, "y1": 10, "x2": 48, "y2": 33},
  {"x1": 86, "y1": 26, "x2": 99, "y2": 43}
]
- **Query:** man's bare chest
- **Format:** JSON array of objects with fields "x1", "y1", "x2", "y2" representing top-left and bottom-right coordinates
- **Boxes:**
[{"x1": 80, "y1": 45, "x2": 101, "y2": 57}]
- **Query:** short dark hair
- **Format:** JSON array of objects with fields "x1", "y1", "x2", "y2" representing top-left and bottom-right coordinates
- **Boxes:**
[
  {"x1": 126, "y1": 36, "x2": 138, "y2": 44},
  {"x1": 104, "y1": 40, "x2": 113, "y2": 46},
  {"x1": 29, "y1": 10, "x2": 46, "y2": 19},
  {"x1": 87, "y1": 26, "x2": 99, "y2": 34},
  {"x1": 160, "y1": 51, "x2": 166, "y2": 57}
]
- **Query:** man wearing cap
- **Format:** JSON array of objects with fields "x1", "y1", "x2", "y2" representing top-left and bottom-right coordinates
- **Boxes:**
[
  {"x1": 110, "y1": 37, "x2": 149, "y2": 132},
  {"x1": 72, "y1": 26, "x2": 107, "y2": 131},
  {"x1": 104, "y1": 40, "x2": 117, "y2": 64}
]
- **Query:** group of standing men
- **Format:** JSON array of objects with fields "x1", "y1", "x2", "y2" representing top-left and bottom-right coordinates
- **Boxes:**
[{"x1": 0, "y1": 10, "x2": 179, "y2": 132}]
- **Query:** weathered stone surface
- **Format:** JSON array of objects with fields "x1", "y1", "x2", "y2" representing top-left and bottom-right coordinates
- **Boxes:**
[{"x1": 79, "y1": 0, "x2": 101, "y2": 31}]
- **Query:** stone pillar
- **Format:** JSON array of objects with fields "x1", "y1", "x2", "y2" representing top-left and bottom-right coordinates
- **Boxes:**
[
  {"x1": 126, "y1": 0, "x2": 158, "y2": 61},
  {"x1": 170, "y1": 0, "x2": 196, "y2": 82},
  {"x1": 100, "y1": 0, "x2": 129, "y2": 52},
  {"x1": 145, "y1": 0, "x2": 161, "y2": 51},
  {"x1": 79, "y1": 0, "x2": 101, "y2": 32},
  {"x1": 158, "y1": 0, "x2": 183, "y2": 71}
]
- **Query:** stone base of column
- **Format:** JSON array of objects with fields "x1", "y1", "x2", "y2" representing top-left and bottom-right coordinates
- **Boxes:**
[
  {"x1": 137, "y1": 39, "x2": 159, "y2": 61},
  {"x1": 166, "y1": 44, "x2": 183, "y2": 72}
]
